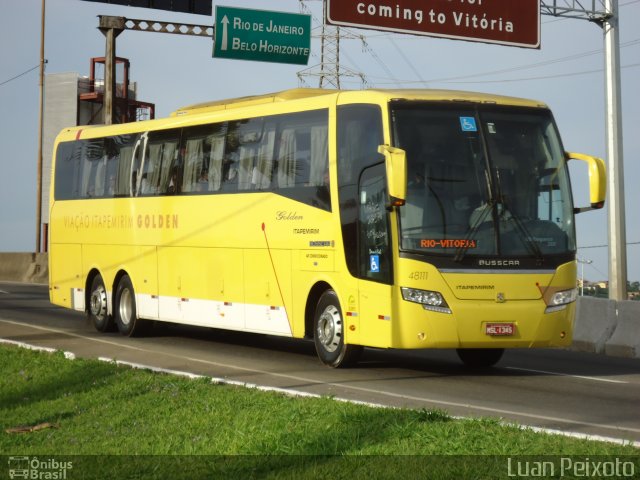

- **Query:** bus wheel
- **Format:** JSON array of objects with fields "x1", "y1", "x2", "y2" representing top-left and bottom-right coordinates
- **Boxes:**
[
  {"x1": 88, "y1": 275, "x2": 114, "y2": 332},
  {"x1": 114, "y1": 275, "x2": 143, "y2": 337},
  {"x1": 456, "y1": 348, "x2": 504, "y2": 368},
  {"x1": 314, "y1": 290, "x2": 362, "y2": 368}
]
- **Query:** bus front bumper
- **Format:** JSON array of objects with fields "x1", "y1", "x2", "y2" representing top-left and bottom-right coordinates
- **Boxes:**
[{"x1": 392, "y1": 298, "x2": 576, "y2": 350}]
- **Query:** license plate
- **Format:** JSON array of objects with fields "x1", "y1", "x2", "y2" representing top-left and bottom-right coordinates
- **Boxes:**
[{"x1": 485, "y1": 323, "x2": 515, "y2": 336}]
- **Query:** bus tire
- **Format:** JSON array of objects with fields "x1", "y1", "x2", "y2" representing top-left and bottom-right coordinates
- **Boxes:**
[
  {"x1": 88, "y1": 274, "x2": 114, "y2": 332},
  {"x1": 114, "y1": 275, "x2": 144, "y2": 337},
  {"x1": 456, "y1": 348, "x2": 504, "y2": 368},
  {"x1": 313, "y1": 290, "x2": 362, "y2": 368}
]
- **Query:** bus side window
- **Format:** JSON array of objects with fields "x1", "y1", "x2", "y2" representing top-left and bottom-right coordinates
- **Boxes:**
[
  {"x1": 178, "y1": 123, "x2": 227, "y2": 194},
  {"x1": 359, "y1": 163, "x2": 392, "y2": 283},
  {"x1": 130, "y1": 135, "x2": 145, "y2": 196},
  {"x1": 143, "y1": 130, "x2": 179, "y2": 196},
  {"x1": 53, "y1": 142, "x2": 78, "y2": 200},
  {"x1": 114, "y1": 135, "x2": 137, "y2": 197},
  {"x1": 206, "y1": 132, "x2": 226, "y2": 192},
  {"x1": 337, "y1": 104, "x2": 384, "y2": 278},
  {"x1": 309, "y1": 124, "x2": 328, "y2": 187},
  {"x1": 221, "y1": 122, "x2": 241, "y2": 192},
  {"x1": 254, "y1": 123, "x2": 276, "y2": 190},
  {"x1": 79, "y1": 139, "x2": 104, "y2": 199},
  {"x1": 182, "y1": 135, "x2": 205, "y2": 193},
  {"x1": 235, "y1": 118, "x2": 264, "y2": 191},
  {"x1": 277, "y1": 128, "x2": 297, "y2": 188},
  {"x1": 271, "y1": 110, "x2": 330, "y2": 210},
  {"x1": 104, "y1": 138, "x2": 119, "y2": 197},
  {"x1": 275, "y1": 111, "x2": 328, "y2": 189}
]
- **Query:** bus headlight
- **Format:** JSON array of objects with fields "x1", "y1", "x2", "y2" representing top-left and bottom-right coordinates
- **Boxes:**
[
  {"x1": 401, "y1": 287, "x2": 452, "y2": 314},
  {"x1": 545, "y1": 288, "x2": 578, "y2": 313}
]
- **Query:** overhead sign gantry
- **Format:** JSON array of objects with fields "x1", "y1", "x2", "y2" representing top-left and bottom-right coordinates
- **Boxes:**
[{"x1": 80, "y1": 0, "x2": 211, "y2": 15}]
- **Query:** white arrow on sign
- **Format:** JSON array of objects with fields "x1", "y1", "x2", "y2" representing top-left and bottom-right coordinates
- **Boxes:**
[{"x1": 220, "y1": 15, "x2": 229, "y2": 51}]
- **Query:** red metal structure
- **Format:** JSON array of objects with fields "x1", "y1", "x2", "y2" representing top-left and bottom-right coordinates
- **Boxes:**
[{"x1": 79, "y1": 57, "x2": 155, "y2": 124}]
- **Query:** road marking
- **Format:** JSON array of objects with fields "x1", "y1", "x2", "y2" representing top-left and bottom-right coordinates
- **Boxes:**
[
  {"x1": 0, "y1": 289, "x2": 10, "y2": 294},
  {"x1": 97, "y1": 357, "x2": 640, "y2": 447},
  {"x1": 0, "y1": 338, "x2": 75, "y2": 359},
  {"x1": 2, "y1": 318, "x2": 640, "y2": 444},
  {"x1": 505, "y1": 366, "x2": 630, "y2": 384}
]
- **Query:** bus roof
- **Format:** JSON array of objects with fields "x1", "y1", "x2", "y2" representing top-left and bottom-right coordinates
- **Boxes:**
[
  {"x1": 57, "y1": 88, "x2": 549, "y2": 142},
  {"x1": 171, "y1": 88, "x2": 548, "y2": 117},
  {"x1": 170, "y1": 88, "x2": 338, "y2": 117}
]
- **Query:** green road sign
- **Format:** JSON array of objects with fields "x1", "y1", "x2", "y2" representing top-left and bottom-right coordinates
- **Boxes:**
[{"x1": 213, "y1": 6, "x2": 311, "y2": 65}]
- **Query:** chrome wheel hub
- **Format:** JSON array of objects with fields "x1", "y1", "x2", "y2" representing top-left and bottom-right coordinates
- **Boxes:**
[
  {"x1": 119, "y1": 288, "x2": 133, "y2": 326},
  {"x1": 90, "y1": 285, "x2": 107, "y2": 320},
  {"x1": 317, "y1": 305, "x2": 342, "y2": 353}
]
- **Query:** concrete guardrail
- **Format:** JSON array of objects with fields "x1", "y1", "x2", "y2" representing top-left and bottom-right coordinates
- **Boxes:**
[
  {"x1": 0, "y1": 252, "x2": 638, "y2": 359},
  {"x1": 0, "y1": 252, "x2": 48, "y2": 284}
]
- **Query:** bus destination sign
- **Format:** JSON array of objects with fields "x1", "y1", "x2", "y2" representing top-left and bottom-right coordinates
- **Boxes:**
[
  {"x1": 326, "y1": 0, "x2": 541, "y2": 49},
  {"x1": 213, "y1": 6, "x2": 312, "y2": 65}
]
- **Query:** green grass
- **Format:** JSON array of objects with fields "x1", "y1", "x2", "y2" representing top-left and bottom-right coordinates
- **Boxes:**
[{"x1": 0, "y1": 345, "x2": 638, "y2": 479}]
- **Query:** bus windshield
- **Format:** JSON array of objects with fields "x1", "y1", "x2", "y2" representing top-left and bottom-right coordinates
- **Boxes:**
[{"x1": 391, "y1": 103, "x2": 576, "y2": 262}]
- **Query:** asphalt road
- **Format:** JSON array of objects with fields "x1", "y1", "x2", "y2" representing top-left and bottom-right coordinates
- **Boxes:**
[{"x1": 1, "y1": 281, "x2": 639, "y2": 445}]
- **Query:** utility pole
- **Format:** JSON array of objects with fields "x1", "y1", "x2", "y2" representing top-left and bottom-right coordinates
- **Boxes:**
[
  {"x1": 297, "y1": 0, "x2": 366, "y2": 88},
  {"x1": 35, "y1": 0, "x2": 45, "y2": 252}
]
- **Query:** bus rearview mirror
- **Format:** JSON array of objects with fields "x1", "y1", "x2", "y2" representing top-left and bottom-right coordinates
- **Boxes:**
[
  {"x1": 565, "y1": 151, "x2": 606, "y2": 213},
  {"x1": 378, "y1": 145, "x2": 407, "y2": 207}
]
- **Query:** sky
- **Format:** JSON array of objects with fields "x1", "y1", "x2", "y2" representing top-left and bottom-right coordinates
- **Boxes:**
[{"x1": 0, "y1": 0, "x2": 638, "y2": 283}]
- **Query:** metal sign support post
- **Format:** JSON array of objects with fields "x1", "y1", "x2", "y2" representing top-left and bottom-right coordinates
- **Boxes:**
[
  {"x1": 99, "y1": 16, "x2": 125, "y2": 125},
  {"x1": 96, "y1": 16, "x2": 212, "y2": 125},
  {"x1": 541, "y1": 1, "x2": 628, "y2": 300},
  {"x1": 602, "y1": 0, "x2": 627, "y2": 300}
]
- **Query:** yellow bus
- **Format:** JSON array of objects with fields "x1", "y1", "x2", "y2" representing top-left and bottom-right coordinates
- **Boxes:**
[{"x1": 49, "y1": 88, "x2": 606, "y2": 368}]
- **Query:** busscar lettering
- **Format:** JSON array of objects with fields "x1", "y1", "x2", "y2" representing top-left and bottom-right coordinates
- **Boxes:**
[{"x1": 478, "y1": 259, "x2": 521, "y2": 267}]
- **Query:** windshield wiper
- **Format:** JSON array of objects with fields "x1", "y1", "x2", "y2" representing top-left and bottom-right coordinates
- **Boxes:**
[
  {"x1": 453, "y1": 198, "x2": 495, "y2": 262},
  {"x1": 498, "y1": 200, "x2": 544, "y2": 264},
  {"x1": 454, "y1": 198, "x2": 545, "y2": 263}
]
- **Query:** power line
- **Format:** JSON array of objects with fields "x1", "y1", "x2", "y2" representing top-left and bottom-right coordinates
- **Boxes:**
[
  {"x1": 367, "y1": 37, "x2": 640, "y2": 85},
  {"x1": 371, "y1": 62, "x2": 640, "y2": 85},
  {"x1": 0, "y1": 64, "x2": 41, "y2": 88},
  {"x1": 583, "y1": 261, "x2": 608, "y2": 280},
  {"x1": 389, "y1": 37, "x2": 429, "y2": 88},
  {"x1": 436, "y1": 62, "x2": 640, "y2": 85},
  {"x1": 579, "y1": 241, "x2": 640, "y2": 249}
]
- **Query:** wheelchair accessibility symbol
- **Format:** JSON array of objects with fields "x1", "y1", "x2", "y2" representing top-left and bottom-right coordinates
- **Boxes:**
[
  {"x1": 460, "y1": 117, "x2": 477, "y2": 132},
  {"x1": 370, "y1": 254, "x2": 380, "y2": 273}
]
